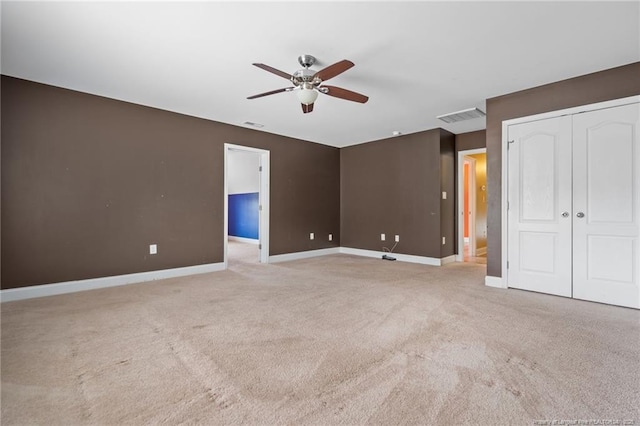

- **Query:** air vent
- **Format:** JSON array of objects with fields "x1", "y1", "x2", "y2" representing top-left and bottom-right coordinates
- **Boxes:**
[
  {"x1": 242, "y1": 121, "x2": 264, "y2": 128},
  {"x1": 437, "y1": 107, "x2": 486, "y2": 124}
]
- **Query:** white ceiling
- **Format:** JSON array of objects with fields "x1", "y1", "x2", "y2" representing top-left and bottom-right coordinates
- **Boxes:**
[{"x1": 2, "y1": 1, "x2": 639, "y2": 148}]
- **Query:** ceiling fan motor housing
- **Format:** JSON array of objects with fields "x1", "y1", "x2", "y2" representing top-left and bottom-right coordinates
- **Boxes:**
[
  {"x1": 292, "y1": 68, "x2": 321, "y2": 87},
  {"x1": 298, "y1": 54, "x2": 316, "y2": 68}
]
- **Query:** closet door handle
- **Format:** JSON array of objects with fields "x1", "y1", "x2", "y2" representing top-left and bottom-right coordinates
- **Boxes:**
[
  {"x1": 576, "y1": 212, "x2": 585, "y2": 218},
  {"x1": 562, "y1": 212, "x2": 569, "y2": 218}
]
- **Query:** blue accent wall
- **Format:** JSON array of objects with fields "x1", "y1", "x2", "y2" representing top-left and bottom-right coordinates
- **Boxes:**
[{"x1": 228, "y1": 192, "x2": 259, "y2": 239}]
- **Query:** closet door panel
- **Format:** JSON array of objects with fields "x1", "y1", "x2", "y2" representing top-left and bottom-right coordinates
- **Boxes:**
[
  {"x1": 573, "y1": 103, "x2": 640, "y2": 308},
  {"x1": 507, "y1": 116, "x2": 573, "y2": 297}
]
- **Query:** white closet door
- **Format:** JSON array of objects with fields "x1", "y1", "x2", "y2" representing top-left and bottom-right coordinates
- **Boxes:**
[
  {"x1": 572, "y1": 103, "x2": 640, "y2": 308},
  {"x1": 507, "y1": 116, "x2": 573, "y2": 297}
]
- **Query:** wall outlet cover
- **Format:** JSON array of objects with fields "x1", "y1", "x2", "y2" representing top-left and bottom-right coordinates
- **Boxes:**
[
  {"x1": 150, "y1": 244, "x2": 157, "y2": 254},
  {"x1": 381, "y1": 233, "x2": 386, "y2": 241}
]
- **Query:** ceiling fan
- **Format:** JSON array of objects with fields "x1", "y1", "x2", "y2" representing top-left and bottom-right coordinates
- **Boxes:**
[{"x1": 247, "y1": 55, "x2": 369, "y2": 114}]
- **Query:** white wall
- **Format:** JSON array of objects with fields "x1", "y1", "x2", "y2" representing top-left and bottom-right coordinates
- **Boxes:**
[{"x1": 228, "y1": 149, "x2": 259, "y2": 194}]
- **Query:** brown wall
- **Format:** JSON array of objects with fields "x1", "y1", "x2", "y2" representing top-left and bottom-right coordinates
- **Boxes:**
[
  {"x1": 439, "y1": 129, "x2": 456, "y2": 257},
  {"x1": 485, "y1": 62, "x2": 640, "y2": 277},
  {"x1": 340, "y1": 129, "x2": 454, "y2": 258},
  {"x1": 1, "y1": 76, "x2": 340, "y2": 289},
  {"x1": 455, "y1": 130, "x2": 486, "y2": 153},
  {"x1": 5, "y1": 62, "x2": 637, "y2": 289}
]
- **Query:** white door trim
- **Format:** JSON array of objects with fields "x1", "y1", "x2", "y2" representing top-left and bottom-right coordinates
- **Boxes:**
[
  {"x1": 499, "y1": 95, "x2": 640, "y2": 287},
  {"x1": 224, "y1": 143, "x2": 270, "y2": 267},
  {"x1": 457, "y1": 148, "x2": 486, "y2": 262}
]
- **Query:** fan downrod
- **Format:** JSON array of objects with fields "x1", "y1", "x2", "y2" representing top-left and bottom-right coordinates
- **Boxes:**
[{"x1": 298, "y1": 54, "x2": 316, "y2": 68}]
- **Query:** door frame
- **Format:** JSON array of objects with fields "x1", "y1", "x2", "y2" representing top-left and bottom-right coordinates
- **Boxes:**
[
  {"x1": 500, "y1": 95, "x2": 640, "y2": 288},
  {"x1": 457, "y1": 148, "x2": 485, "y2": 262},
  {"x1": 224, "y1": 143, "x2": 270, "y2": 267}
]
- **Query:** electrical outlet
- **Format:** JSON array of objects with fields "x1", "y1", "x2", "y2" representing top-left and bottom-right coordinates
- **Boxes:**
[
  {"x1": 442, "y1": 237, "x2": 446, "y2": 245},
  {"x1": 381, "y1": 233, "x2": 386, "y2": 241},
  {"x1": 395, "y1": 235, "x2": 400, "y2": 242},
  {"x1": 310, "y1": 233, "x2": 314, "y2": 240},
  {"x1": 442, "y1": 191, "x2": 447, "y2": 199},
  {"x1": 150, "y1": 244, "x2": 157, "y2": 255},
  {"x1": 329, "y1": 234, "x2": 333, "y2": 241}
]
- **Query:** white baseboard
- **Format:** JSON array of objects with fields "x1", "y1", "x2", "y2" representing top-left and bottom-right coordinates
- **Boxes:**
[
  {"x1": 485, "y1": 275, "x2": 506, "y2": 289},
  {"x1": 455, "y1": 254, "x2": 464, "y2": 262},
  {"x1": 269, "y1": 247, "x2": 341, "y2": 263},
  {"x1": 2, "y1": 247, "x2": 468, "y2": 302},
  {"x1": 0, "y1": 262, "x2": 225, "y2": 303},
  {"x1": 440, "y1": 255, "x2": 457, "y2": 265},
  {"x1": 340, "y1": 247, "x2": 456, "y2": 266},
  {"x1": 269, "y1": 247, "x2": 454, "y2": 266},
  {"x1": 228, "y1": 236, "x2": 259, "y2": 244}
]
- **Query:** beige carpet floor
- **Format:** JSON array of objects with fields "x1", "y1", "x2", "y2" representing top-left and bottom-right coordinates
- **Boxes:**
[{"x1": 2, "y1": 244, "x2": 639, "y2": 425}]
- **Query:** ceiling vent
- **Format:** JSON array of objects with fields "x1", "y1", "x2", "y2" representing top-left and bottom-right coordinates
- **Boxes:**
[{"x1": 437, "y1": 107, "x2": 486, "y2": 124}]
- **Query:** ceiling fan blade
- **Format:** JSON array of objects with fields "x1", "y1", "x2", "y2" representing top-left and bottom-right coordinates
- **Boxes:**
[
  {"x1": 252, "y1": 63, "x2": 293, "y2": 80},
  {"x1": 320, "y1": 85, "x2": 369, "y2": 103},
  {"x1": 301, "y1": 103, "x2": 314, "y2": 114},
  {"x1": 314, "y1": 60, "x2": 354, "y2": 82},
  {"x1": 247, "y1": 87, "x2": 293, "y2": 99}
]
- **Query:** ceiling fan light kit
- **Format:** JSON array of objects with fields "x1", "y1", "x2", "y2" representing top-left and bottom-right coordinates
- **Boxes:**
[
  {"x1": 296, "y1": 88, "x2": 318, "y2": 105},
  {"x1": 248, "y1": 54, "x2": 369, "y2": 114}
]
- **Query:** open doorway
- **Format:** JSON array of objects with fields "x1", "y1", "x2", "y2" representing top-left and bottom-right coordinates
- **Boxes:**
[
  {"x1": 457, "y1": 148, "x2": 487, "y2": 264},
  {"x1": 224, "y1": 144, "x2": 270, "y2": 268}
]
